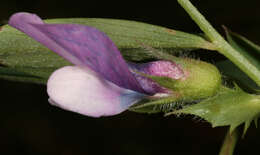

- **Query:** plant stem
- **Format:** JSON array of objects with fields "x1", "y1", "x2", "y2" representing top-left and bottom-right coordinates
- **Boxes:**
[
  {"x1": 219, "y1": 128, "x2": 239, "y2": 155},
  {"x1": 177, "y1": 0, "x2": 260, "y2": 86}
]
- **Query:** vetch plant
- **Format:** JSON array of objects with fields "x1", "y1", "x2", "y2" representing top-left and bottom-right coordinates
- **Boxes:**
[
  {"x1": 8, "y1": 12, "x2": 221, "y2": 117},
  {"x1": 0, "y1": 0, "x2": 259, "y2": 154}
]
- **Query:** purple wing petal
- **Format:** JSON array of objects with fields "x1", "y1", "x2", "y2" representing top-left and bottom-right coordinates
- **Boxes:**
[
  {"x1": 47, "y1": 66, "x2": 145, "y2": 117},
  {"x1": 128, "y1": 60, "x2": 184, "y2": 94},
  {"x1": 8, "y1": 12, "x2": 146, "y2": 94},
  {"x1": 130, "y1": 61, "x2": 184, "y2": 79}
]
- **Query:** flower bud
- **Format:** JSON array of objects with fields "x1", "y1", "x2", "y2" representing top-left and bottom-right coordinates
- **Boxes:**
[{"x1": 133, "y1": 58, "x2": 222, "y2": 100}]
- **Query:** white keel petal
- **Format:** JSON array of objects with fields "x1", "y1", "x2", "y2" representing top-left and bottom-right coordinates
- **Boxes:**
[{"x1": 47, "y1": 66, "x2": 145, "y2": 117}]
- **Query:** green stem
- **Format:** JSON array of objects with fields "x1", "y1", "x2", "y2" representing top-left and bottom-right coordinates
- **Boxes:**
[
  {"x1": 219, "y1": 128, "x2": 239, "y2": 155},
  {"x1": 177, "y1": 0, "x2": 260, "y2": 86}
]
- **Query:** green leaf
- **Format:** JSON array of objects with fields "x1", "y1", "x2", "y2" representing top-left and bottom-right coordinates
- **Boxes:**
[
  {"x1": 216, "y1": 60, "x2": 260, "y2": 93},
  {"x1": 223, "y1": 26, "x2": 260, "y2": 75},
  {"x1": 167, "y1": 86, "x2": 260, "y2": 135},
  {"x1": 224, "y1": 27, "x2": 260, "y2": 55},
  {"x1": 45, "y1": 18, "x2": 215, "y2": 51},
  {"x1": 0, "y1": 18, "x2": 215, "y2": 84}
]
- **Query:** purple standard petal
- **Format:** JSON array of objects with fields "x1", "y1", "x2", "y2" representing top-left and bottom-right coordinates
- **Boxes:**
[
  {"x1": 128, "y1": 60, "x2": 184, "y2": 94},
  {"x1": 9, "y1": 12, "x2": 146, "y2": 94},
  {"x1": 47, "y1": 66, "x2": 145, "y2": 117}
]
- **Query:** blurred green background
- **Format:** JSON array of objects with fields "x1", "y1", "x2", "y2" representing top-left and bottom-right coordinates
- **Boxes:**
[{"x1": 0, "y1": 0, "x2": 260, "y2": 155}]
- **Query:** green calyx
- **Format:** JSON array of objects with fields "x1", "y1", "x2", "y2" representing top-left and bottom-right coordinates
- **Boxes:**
[
  {"x1": 148, "y1": 58, "x2": 222, "y2": 101},
  {"x1": 130, "y1": 57, "x2": 222, "y2": 113},
  {"x1": 176, "y1": 58, "x2": 222, "y2": 100}
]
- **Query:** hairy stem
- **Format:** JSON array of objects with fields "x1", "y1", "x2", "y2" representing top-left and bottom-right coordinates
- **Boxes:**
[
  {"x1": 219, "y1": 129, "x2": 239, "y2": 155},
  {"x1": 177, "y1": 0, "x2": 260, "y2": 86}
]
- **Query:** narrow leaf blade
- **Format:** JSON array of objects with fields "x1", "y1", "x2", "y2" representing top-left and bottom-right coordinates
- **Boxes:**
[
  {"x1": 216, "y1": 60, "x2": 260, "y2": 93},
  {"x1": 167, "y1": 87, "x2": 260, "y2": 135},
  {"x1": 0, "y1": 18, "x2": 215, "y2": 83},
  {"x1": 45, "y1": 18, "x2": 215, "y2": 51},
  {"x1": 224, "y1": 27, "x2": 260, "y2": 73}
]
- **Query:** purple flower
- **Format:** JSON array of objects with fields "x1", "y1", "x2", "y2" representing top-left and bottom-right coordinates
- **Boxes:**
[{"x1": 9, "y1": 13, "x2": 184, "y2": 117}]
